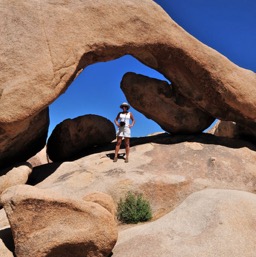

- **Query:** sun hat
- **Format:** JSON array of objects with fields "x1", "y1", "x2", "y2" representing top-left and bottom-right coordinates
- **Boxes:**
[{"x1": 120, "y1": 102, "x2": 130, "y2": 110}]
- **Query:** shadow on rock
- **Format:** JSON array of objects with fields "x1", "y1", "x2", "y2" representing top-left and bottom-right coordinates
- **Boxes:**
[
  {"x1": 48, "y1": 133, "x2": 256, "y2": 163},
  {"x1": 0, "y1": 227, "x2": 15, "y2": 256},
  {"x1": 27, "y1": 133, "x2": 256, "y2": 186},
  {"x1": 50, "y1": 132, "x2": 256, "y2": 161},
  {"x1": 27, "y1": 162, "x2": 62, "y2": 186}
]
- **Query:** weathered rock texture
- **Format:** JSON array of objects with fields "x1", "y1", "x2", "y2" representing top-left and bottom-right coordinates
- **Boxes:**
[
  {"x1": 1, "y1": 185, "x2": 118, "y2": 257},
  {"x1": 83, "y1": 192, "x2": 116, "y2": 217},
  {"x1": 121, "y1": 72, "x2": 214, "y2": 134},
  {"x1": 0, "y1": 163, "x2": 32, "y2": 197},
  {"x1": 113, "y1": 189, "x2": 256, "y2": 257},
  {"x1": 0, "y1": 0, "x2": 256, "y2": 167},
  {"x1": 29, "y1": 133, "x2": 256, "y2": 218},
  {"x1": 0, "y1": 109, "x2": 49, "y2": 169},
  {"x1": 1, "y1": 133, "x2": 256, "y2": 256},
  {"x1": 209, "y1": 120, "x2": 255, "y2": 142},
  {"x1": 47, "y1": 114, "x2": 116, "y2": 162}
]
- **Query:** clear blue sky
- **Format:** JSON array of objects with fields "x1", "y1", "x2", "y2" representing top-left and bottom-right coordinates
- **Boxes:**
[{"x1": 48, "y1": 0, "x2": 256, "y2": 138}]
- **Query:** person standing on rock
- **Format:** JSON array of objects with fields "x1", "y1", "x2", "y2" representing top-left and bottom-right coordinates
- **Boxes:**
[{"x1": 113, "y1": 102, "x2": 135, "y2": 163}]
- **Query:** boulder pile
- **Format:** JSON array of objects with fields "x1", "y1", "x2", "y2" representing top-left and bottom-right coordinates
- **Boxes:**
[
  {"x1": 0, "y1": 0, "x2": 255, "y2": 168},
  {"x1": 0, "y1": 0, "x2": 255, "y2": 256}
]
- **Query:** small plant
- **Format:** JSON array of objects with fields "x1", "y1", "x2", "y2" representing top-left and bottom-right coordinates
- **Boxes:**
[{"x1": 117, "y1": 191, "x2": 152, "y2": 224}]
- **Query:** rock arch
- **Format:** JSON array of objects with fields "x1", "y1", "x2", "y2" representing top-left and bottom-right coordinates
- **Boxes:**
[{"x1": 0, "y1": 0, "x2": 255, "y2": 167}]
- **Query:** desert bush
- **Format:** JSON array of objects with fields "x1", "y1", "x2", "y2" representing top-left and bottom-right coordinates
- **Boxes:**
[{"x1": 117, "y1": 191, "x2": 152, "y2": 224}]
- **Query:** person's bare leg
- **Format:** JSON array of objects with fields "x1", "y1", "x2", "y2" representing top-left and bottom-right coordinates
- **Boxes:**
[
  {"x1": 124, "y1": 137, "x2": 130, "y2": 162},
  {"x1": 114, "y1": 137, "x2": 122, "y2": 162}
]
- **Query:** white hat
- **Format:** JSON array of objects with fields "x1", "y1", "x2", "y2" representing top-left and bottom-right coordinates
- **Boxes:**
[{"x1": 120, "y1": 102, "x2": 130, "y2": 110}]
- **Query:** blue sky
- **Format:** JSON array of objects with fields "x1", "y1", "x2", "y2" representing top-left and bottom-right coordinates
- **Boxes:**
[{"x1": 48, "y1": 0, "x2": 256, "y2": 138}]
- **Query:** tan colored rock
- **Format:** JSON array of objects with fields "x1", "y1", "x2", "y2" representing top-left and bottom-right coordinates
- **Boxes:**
[
  {"x1": 0, "y1": 209, "x2": 9, "y2": 228},
  {"x1": 0, "y1": 108, "x2": 49, "y2": 169},
  {"x1": 113, "y1": 189, "x2": 256, "y2": 257},
  {"x1": 83, "y1": 192, "x2": 116, "y2": 217},
  {"x1": 0, "y1": 209, "x2": 14, "y2": 256},
  {"x1": 208, "y1": 120, "x2": 256, "y2": 142},
  {"x1": 47, "y1": 114, "x2": 116, "y2": 162},
  {"x1": 27, "y1": 146, "x2": 49, "y2": 167},
  {"x1": 0, "y1": 0, "x2": 255, "y2": 125},
  {"x1": 0, "y1": 163, "x2": 32, "y2": 196},
  {"x1": 32, "y1": 133, "x2": 256, "y2": 218},
  {"x1": 1, "y1": 185, "x2": 118, "y2": 257},
  {"x1": 0, "y1": 0, "x2": 255, "y2": 169},
  {"x1": 121, "y1": 72, "x2": 214, "y2": 134}
]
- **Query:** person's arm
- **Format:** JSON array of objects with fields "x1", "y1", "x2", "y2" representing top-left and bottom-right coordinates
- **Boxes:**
[
  {"x1": 129, "y1": 112, "x2": 135, "y2": 128},
  {"x1": 114, "y1": 113, "x2": 120, "y2": 127}
]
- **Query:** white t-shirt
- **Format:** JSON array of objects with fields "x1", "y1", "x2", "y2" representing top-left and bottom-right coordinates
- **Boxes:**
[
  {"x1": 116, "y1": 112, "x2": 131, "y2": 138},
  {"x1": 119, "y1": 112, "x2": 131, "y2": 127}
]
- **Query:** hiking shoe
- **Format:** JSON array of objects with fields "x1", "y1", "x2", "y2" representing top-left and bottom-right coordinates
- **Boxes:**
[{"x1": 113, "y1": 157, "x2": 118, "y2": 162}]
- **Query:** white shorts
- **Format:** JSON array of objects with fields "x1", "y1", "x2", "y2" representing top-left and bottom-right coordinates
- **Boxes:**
[{"x1": 116, "y1": 126, "x2": 131, "y2": 138}]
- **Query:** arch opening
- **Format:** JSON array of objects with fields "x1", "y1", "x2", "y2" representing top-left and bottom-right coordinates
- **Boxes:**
[{"x1": 48, "y1": 55, "x2": 170, "y2": 138}]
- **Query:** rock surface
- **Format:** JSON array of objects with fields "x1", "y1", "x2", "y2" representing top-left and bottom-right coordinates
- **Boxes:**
[
  {"x1": 47, "y1": 114, "x2": 116, "y2": 162},
  {"x1": 0, "y1": 109, "x2": 49, "y2": 169},
  {"x1": 83, "y1": 192, "x2": 116, "y2": 217},
  {"x1": 0, "y1": 209, "x2": 9, "y2": 229},
  {"x1": 1, "y1": 185, "x2": 118, "y2": 257},
  {"x1": 209, "y1": 120, "x2": 256, "y2": 142},
  {"x1": 113, "y1": 189, "x2": 256, "y2": 257},
  {"x1": 0, "y1": 0, "x2": 255, "y2": 167},
  {"x1": 29, "y1": 133, "x2": 256, "y2": 218},
  {"x1": 1, "y1": 133, "x2": 256, "y2": 256},
  {"x1": 0, "y1": 163, "x2": 32, "y2": 197},
  {"x1": 0, "y1": 0, "x2": 256, "y2": 254},
  {"x1": 27, "y1": 146, "x2": 49, "y2": 167},
  {"x1": 121, "y1": 72, "x2": 214, "y2": 134}
]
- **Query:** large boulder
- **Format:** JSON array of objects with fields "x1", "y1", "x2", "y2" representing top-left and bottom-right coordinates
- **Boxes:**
[
  {"x1": 47, "y1": 114, "x2": 116, "y2": 162},
  {"x1": 0, "y1": 109, "x2": 49, "y2": 169},
  {"x1": 113, "y1": 189, "x2": 256, "y2": 257},
  {"x1": 0, "y1": 0, "x2": 255, "y2": 167},
  {"x1": 1, "y1": 185, "x2": 118, "y2": 257},
  {"x1": 121, "y1": 72, "x2": 214, "y2": 134},
  {"x1": 29, "y1": 133, "x2": 256, "y2": 218}
]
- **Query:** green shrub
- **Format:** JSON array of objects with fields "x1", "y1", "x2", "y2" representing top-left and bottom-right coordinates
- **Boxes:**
[{"x1": 117, "y1": 191, "x2": 152, "y2": 224}]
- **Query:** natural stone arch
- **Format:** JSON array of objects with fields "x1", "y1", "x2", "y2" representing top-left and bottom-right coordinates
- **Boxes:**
[
  {"x1": 1, "y1": 0, "x2": 256, "y2": 124},
  {"x1": 0, "y1": 0, "x2": 256, "y2": 168}
]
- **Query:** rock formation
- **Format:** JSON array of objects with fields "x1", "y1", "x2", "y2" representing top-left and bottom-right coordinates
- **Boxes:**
[
  {"x1": 46, "y1": 114, "x2": 116, "y2": 162},
  {"x1": 208, "y1": 120, "x2": 255, "y2": 142},
  {"x1": 27, "y1": 146, "x2": 49, "y2": 167},
  {"x1": 83, "y1": 192, "x2": 116, "y2": 217},
  {"x1": 121, "y1": 72, "x2": 215, "y2": 134},
  {"x1": 30, "y1": 133, "x2": 256, "y2": 218},
  {"x1": 0, "y1": 1, "x2": 255, "y2": 255},
  {"x1": 0, "y1": 133, "x2": 256, "y2": 256},
  {"x1": 113, "y1": 189, "x2": 256, "y2": 257},
  {"x1": 0, "y1": 0, "x2": 255, "y2": 167},
  {"x1": 0, "y1": 163, "x2": 32, "y2": 197},
  {"x1": 0, "y1": 109, "x2": 49, "y2": 169},
  {"x1": 1, "y1": 185, "x2": 118, "y2": 257}
]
